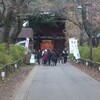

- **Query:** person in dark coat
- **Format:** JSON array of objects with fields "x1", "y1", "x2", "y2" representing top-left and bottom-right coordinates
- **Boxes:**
[
  {"x1": 62, "y1": 49, "x2": 68, "y2": 63},
  {"x1": 51, "y1": 50, "x2": 57, "y2": 66},
  {"x1": 37, "y1": 50, "x2": 42, "y2": 65},
  {"x1": 48, "y1": 49, "x2": 52, "y2": 66}
]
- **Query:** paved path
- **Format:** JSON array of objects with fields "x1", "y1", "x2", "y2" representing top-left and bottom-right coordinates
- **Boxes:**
[{"x1": 13, "y1": 63, "x2": 100, "y2": 100}]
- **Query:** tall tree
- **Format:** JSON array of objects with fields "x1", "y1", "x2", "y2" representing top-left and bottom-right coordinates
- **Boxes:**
[{"x1": 0, "y1": 0, "x2": 29, "y2": 43}]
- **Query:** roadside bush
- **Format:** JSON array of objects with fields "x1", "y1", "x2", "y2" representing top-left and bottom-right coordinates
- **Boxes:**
[
  {"x1": 79, "y1": 43, "x2": 90, "y2": 59},
  {"x1": 0, "y1": 52, "x2": 12, "y2": 66},
  {"x1": 9, "y1": 44, "x2": 25, "y2": 61},
  {"x1": 0, "y1": 43, "x2": 25, "y2": 66},
  {"x1": 0, "y1": 43, "x2": 5, "y2": 52},
  {"x1": 92, "y1": 47, "x2": 100, "y2": 62},
  {"x1": 79, "y1": 43, "x2": 100, "y2": 62}
]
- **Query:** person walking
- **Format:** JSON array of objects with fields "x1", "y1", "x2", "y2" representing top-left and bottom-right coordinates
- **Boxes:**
[
  {"x1": 48, "y1": 49, "x2": 52, "y2": 66},
  {"x1": 51, "y1": 50, "x2": 57, "y2": 66},
  {"x1": 62, "y1": 49, "x2": 68, "y2": 63},
  {"x1": 42, "y1": 49, "x2": 48, "y2": 65},
  {"x1": 37, "y1": 50, "x2": 42, "y2": 65}
]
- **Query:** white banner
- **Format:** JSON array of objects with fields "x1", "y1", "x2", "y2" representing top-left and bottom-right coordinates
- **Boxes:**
[
  {"x1": 69, "y1": 38, "x2": 80, "y2": 59},
  {"x1": 73, "y1": 39, "x2": 80, "y2": 59},
  {"x1": 25, "y1": 37, "x2": 29, "y2": 50},
  {"x1": 69, "y1": 38, "x2": 74, "y2": 54}
]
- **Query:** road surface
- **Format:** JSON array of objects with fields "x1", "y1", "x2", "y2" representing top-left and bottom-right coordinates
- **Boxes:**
[{"x1": 13, "y1": 63, "x2": 100, "y2": 100}]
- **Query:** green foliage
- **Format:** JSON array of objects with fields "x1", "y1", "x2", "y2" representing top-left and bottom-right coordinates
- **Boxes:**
[
  {"x1": 9, "y1": 45, "x2": 25, "y2": 61},
  {"x1": 79, "y1": 43, "x2": 100, "y2": 62},
  {"x1": 0, "y1": 43, "x2": 5, "y2": 52},
  {"x1": 92, "y1": 47, "x2": 100, "y2": 62},
  {"x1": 29, "y1": 16, "x2": 42, "y2": 33},
  {"x1": 48, "y1": 17, "x2": 57, "y2": 28},
  {"x1": 0, "y1": 52, "x2": 12, "y2": 66},
  {"x1": 79, "y1": 43, "x2": 90, "y2": 59},
  {"x1": 28, "y1": 15, "x2": 57, "y2": 33},
  {"x1": 0, "y1": 44, "x2": 12, "y2": 66},
  {"x1": 0, "y1": 44, "x2": 25, "y2": 67}
]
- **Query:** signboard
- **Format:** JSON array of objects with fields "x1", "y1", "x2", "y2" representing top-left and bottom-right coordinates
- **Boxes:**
[
  {"x1": 69, "y1": 38, "x2": 74, "y2": 53},
  {"x1": 30, "y1": 54, "x2": 35, "y2": 64},
  {"x1": 30, "y1": 58, "x2": 35, "y2": 64},
  {"x1": 69, "y1": 38, "x2": 80, "y2": 59},
  {"x1": 25, "y1": 37, "x2": 29, "y2": 50}
]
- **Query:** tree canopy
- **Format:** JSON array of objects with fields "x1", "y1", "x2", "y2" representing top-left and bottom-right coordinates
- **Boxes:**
[{"x1": 0, "y1": 0, "x2": 100, "y2": 46}]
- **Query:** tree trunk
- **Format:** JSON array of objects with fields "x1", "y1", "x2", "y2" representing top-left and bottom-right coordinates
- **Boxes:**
[
  {"x1": 3, "y1": 9, "x2": 14, "y2": 43},
  {"x1": 82, "y1": 6, "x2": 90, "y2": 38},
  {"x1": 9, "y1": 16, "x2": 23, "y2": 43}
]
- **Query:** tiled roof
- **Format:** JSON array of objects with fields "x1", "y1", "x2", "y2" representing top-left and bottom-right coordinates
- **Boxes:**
[
  {"x1": 18, "y1": 28, "x2": 34, "y2": 39},
  {"x1": 0, "y1": 27, "x2": 34, "y2": 40}
]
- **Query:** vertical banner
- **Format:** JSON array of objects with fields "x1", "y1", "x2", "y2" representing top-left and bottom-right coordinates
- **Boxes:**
[
  {"x1": 69, "y1": 38, "x2": 73, "y2": 53},
  {"x1": 69, "y1": 38, "x2": 74, "y2": 54},
  {"x1": 73, "y1": 39, "x2": 80, "y2": 59},
  {"x1": 69, "y1": 38, "x2": 80, "y2": 59},
  {"x1": 25, "y1": 37, "x2": 29, "y2": 50}
]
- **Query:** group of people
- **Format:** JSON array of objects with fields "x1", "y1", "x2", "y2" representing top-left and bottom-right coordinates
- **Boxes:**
[{"x1": 33, "y1": 48, "x2": 68, "y2": 66}]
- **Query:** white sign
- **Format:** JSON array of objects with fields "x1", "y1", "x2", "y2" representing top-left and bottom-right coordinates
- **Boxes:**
[
  {"x1": 14, "y1": 64, "x2": 17, "y2": 68},
  {"x1": 86, "y1": 61, "x2": 88, "y2": 66},
  {"x1": 99, "y1": 67, "x2": 100, "y2": 71},
  {"x1": 30, "y1": 54, "x2": 35, "y2": 64},
  {"x1": 69, "y1": 38, "x2": 74, "y2": 54},
  {"x1": 73, "y1": 39, "x2": 80, "y2": 59},
  {"x1": 25, "y1": 37, "x2": 29, "y2": 50},
  {"x1": 69, "y1": 38, "x2": 80, "y2": 59},
  {"x1": 1, "y1": 72, "x2": 5, "y2": 77},
  {"x1": 30, "y1": 58, "x2": 35, "y2": 64}
]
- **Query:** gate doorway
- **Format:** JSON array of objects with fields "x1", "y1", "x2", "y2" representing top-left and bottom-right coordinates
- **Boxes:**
[{"x1": 40, "y1": 40, "x2": 54, "y2": 50}]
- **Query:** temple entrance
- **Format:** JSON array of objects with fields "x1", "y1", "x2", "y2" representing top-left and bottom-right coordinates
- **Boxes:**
[
  {"x1": 40, "y1": 40, "x2": 54, "y2": 50},
  {"x1": 29, "y1": 8, "x2": 66, "y2": 52},
  {"x1": 34, "y1": 37, "x2": 65, "y2": 52},
  {"x1": 33, "y1": 17, "x2": 66, "y2": 52}
]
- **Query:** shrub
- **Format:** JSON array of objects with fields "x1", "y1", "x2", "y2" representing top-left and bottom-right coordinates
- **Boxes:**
[
  {"x1": 79, "y1": 43, "x2": 90, "y2": 59},
  {"x1": 0, "y1": 52, "x2": 12, "y2": 66},
  {"x1": 79, "y1": 43, "x2": 100, "y2": 62},
  {"x1": 0, "y1": 43, "x2": 5, "y2": 52},
  {"x1": 92, "y1": 47, "x2": 100, "y2": 62},
  {"x1": 9, "y1": 44, "x2": 25, "y2": 61},
  {"x1": 0, "y1": 43, "x2": 25, "y2": 66}
]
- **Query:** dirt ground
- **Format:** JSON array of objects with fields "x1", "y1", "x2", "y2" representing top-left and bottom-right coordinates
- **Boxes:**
[
  {"x1": 0, "y1": 65, "x2": 33, "y2": 100},
  {"x1": 70, "y1": 61, "x2": 100, "y2": 82}
]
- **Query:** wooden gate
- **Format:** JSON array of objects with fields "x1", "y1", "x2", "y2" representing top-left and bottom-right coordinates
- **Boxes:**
[{"x1": 40, "y1": 40, "x2": 54, "y2": 50}]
